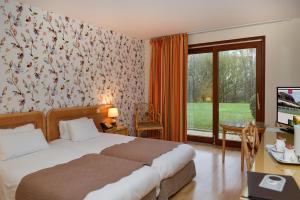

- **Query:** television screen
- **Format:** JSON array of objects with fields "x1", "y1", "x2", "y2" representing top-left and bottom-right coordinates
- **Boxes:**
[{"x1": 277, "y1": 87, "x2": 300, "y2": 126}]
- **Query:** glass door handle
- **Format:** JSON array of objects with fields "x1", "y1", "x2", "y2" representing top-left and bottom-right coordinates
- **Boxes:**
[{"x1": 257, "y1": 93, "x2": 260, "y2": 111}]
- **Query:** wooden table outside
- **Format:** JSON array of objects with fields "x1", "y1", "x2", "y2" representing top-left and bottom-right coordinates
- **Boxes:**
[
  {"x1": 241, "y1": 128, "x2": 300, "y2": 199},
  {"x1": 220, "y1": 121, "x2": 266, "y2": 170}
]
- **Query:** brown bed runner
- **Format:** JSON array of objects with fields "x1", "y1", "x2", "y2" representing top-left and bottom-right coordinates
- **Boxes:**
[
  {"x1": 101, "y1": 138, "x2": 180, "y2": 165},
  {"x1": 16, "y1": 154, "x2": 143, "y2": 200}
]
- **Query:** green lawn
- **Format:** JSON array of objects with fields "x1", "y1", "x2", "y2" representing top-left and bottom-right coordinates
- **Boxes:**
[{"x1": 187, "y1": 103, "x2": 254, "y2": 131}]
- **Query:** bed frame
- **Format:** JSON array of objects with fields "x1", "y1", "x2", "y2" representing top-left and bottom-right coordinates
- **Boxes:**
[
  {"x1": 159, "y1": 160, "x2": 196, "y2": 200},
  {"x1": 46, "y1": 105, "x2": 112, "y2": 141},
  {"x1": 0, "y1": 111, "x2": 46, "y2": 137}
]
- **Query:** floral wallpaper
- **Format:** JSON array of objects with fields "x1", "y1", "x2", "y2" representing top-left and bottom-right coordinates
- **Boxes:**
[{"x1": 0, "y1": 0, "x2": 145, "y2": 134}]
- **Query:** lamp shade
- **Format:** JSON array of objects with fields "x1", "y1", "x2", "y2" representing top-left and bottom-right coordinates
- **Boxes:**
[{"x1": 108, "y1": 107, "x2": 119, "y2": 118}]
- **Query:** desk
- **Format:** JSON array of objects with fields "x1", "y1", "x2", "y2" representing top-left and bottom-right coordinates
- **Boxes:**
[
  {"x1": 241, "y1": 128, "x2": 300, "y2": 199},
  {"x1": 220, "y1": 121, "x2": 266, "y2": 170}
]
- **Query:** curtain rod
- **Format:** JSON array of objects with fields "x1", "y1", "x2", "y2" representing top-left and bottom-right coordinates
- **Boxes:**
[{"x1": 188, "y1": 18, "x2": 292, "y2": 35}]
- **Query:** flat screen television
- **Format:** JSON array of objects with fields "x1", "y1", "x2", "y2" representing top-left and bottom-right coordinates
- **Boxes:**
[{"x1": 277, "y1": 87, "x2": 300, "y2": 132}]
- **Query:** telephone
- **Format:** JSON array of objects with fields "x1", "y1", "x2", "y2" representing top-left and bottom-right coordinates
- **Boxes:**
[{"x1": 100, "y1": 122, "x2": 113, "y2": 130}]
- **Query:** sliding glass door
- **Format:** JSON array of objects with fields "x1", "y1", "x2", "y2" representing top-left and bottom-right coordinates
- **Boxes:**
[
  {"x1": 187, "y1": 37, "x2": 265, "y2": 146},
  {"x1": 218, "y1": 48, "x2": 256, "y2": 142},
  {"x1": 187, "y1": 52, "x2": 213, "y2": 143}
]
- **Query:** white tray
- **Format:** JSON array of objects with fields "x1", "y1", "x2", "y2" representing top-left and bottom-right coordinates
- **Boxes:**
[{"x1": 265, "y1": 145, "x2": 300, "y2": 165}]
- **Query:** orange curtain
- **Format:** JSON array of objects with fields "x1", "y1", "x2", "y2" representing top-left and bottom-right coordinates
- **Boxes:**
[{"x1": 149, "y1": 33, "x2": 188, "y2": 142}]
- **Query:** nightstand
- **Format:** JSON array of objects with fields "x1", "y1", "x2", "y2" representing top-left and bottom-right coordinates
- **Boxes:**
[{"x1": 104, "y1": 125, "x2": 129, "y2": 136}]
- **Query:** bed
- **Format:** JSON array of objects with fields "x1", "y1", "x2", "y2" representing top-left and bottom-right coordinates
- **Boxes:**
[
  {"x1": 0, "y1": 111, "x2": 159, "y2": 200},
  {"x1": 46, "y1": 105, "x2": 196, "y2": 200}
]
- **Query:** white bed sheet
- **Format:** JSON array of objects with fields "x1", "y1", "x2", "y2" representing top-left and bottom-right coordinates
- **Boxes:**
[
  {"x1": 52, "y1": 132, "x2": 196, "y2": 181},
  {"x1": 0, "y1": 142, "x2": 159, "y2": 200}
]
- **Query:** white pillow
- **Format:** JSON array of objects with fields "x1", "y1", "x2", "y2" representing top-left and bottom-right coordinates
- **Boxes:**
[
  {"x1": 59, "y1": 118, "x2": 88, "y2": 140},
  {"x1": 0, "y1": 129, "x2": 49, "y2": 160},
  {"x1": 68, "y1": 118, "x2": 98, "y2": 142},
  {"x1": 59, "y1": 121, "x2": 69, "y2": 139},
  {"x1": 0, "y1": 123, "x2": 35, "y2": 134}
]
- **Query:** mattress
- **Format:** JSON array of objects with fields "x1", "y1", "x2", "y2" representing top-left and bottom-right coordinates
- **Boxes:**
[
  {"x1": 0, "y1": 142, "x2": 159, "y2": 200},
  {"x1": 52, "y1": 132, "x2": 196, "y2": 181}
]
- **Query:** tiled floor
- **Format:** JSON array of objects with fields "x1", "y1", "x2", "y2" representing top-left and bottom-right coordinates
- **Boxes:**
[{"x1": 171, "y1": 142, "x2": 247, "y2": 200}]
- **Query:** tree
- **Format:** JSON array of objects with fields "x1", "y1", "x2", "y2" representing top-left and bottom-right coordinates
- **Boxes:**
[
  {"x1": 188, "y1": 53, "x2": 212, "y2": 103},
  {"x1": 188, "y1": 49, "x2": 256, "y2": 104}
]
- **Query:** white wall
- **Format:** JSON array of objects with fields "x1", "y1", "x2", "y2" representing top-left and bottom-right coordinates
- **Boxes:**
[{"x1": 144, "y1": 18, "x2": 300, "y2": 126}]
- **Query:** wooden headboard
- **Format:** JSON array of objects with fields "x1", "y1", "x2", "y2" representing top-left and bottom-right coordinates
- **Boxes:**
[
  {"x1": 0, "y1": 111, "x2": 46, "y2": 137},
  {"x1": 46, "y1": 105, "x2": 112, "y2": 141}
]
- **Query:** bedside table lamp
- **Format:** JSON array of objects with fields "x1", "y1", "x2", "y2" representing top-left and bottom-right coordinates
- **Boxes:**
[{"x1": 108, "y1": 107, "x2": 119, "y2": 127}]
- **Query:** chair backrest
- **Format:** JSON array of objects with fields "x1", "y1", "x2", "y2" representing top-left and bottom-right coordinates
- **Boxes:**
[
  {"x1": 134, "y1": 103, "x2": 154, "y2": 123},
  {"x1": 242, "y1": 124, "x2": 260, "y2": 170}
]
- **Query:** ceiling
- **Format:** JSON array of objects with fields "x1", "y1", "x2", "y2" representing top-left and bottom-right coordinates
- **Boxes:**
[{"x1": 20, "y1": 0, "x2": 300, "y2": 39}]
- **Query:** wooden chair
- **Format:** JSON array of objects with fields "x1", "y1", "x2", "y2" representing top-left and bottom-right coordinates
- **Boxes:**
[
  {"x1": 134, "y1": 103, "x2": 164, "y2": 139},
  {"x1": 241, "y1": 124, "x2": 260, "y2": 170}
]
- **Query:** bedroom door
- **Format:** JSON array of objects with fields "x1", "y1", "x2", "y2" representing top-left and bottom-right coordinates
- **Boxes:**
[{"x1": 187, "y1": 36, "x2": 265, "y2": 146}]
